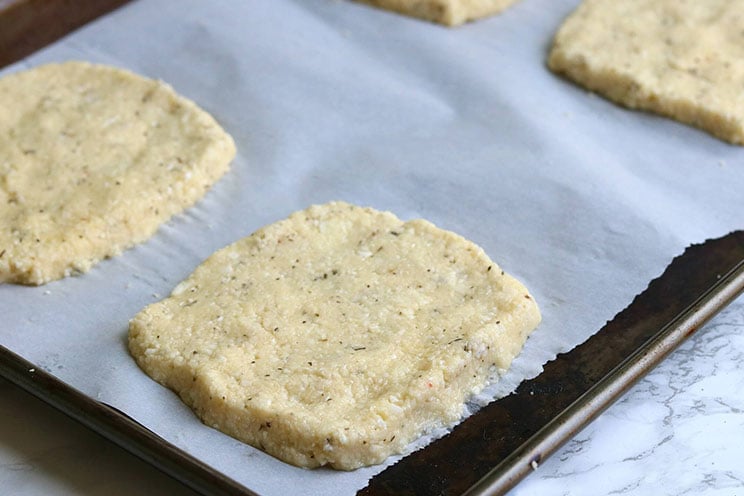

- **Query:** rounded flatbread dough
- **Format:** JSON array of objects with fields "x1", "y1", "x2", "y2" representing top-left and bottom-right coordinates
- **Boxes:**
[
  {"x1": 129, "y1": 201, "x2": 541, "y2": 470},
  {"x1": 0, "y1": 61, "x2": 236, "y2": 284},
  {"x1": 548, "y1": 0, "x2": 744, "y2": 145},
  {"x1": 353, "y1": 0, "x2": 520, "y2": 26}
]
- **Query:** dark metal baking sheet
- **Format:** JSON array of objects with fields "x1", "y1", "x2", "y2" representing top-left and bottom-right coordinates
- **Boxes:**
[{"x1": 0, "y1": 1, "x2": 741, "y2": 494}]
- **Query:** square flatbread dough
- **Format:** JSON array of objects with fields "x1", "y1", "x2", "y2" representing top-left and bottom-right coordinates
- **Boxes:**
[
  {"x1": 0, "y1": 61, "x2": 236, "y2": 285},
  {"x1": 548, "y1": 0, "x2": 744, "y2": 145},
  {"x1": 129, "y1": 201, "x2": 541, "y2": 470},
  {"x1": 354, "y1": 0, "x2": 520, "y2": 26}
]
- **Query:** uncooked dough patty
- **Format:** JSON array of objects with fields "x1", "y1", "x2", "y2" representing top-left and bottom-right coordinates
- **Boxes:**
[
  {"x1": 548, "y1": 0, "x2": 744, "y2": 145},
  {"x1": 129, "y1": 202, "x2": 541, "y2": 470},
  {"x1": 0, "y1": 61, "x2": 236, "y2": 284},
  {"x1": 354, "y1": 0, "x2": 520, "y2": 26}
]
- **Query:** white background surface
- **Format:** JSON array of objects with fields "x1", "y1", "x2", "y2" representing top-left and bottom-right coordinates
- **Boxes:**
[{"x1": 1, "y1": 0, "x2": 743, "y2": 494}]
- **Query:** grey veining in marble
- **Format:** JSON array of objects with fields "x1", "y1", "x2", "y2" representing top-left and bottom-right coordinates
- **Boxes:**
[{"x1": 512, "y1": 296, "x2": 744, "y2": 496}]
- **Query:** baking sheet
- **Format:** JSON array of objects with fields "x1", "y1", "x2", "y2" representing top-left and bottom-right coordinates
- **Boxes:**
[{"x1": 1, "y1": 0, "x2": 742, "y2": 495}]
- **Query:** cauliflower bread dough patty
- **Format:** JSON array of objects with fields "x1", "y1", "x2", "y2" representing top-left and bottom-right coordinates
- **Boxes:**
[
  {"x1": 353, "y1": 0, "x2": 520, "y2": 26},
  {"x1": 129, "y1": 202, "x2": 541, "y2": 470},
  {"x1": 0, "y1": 61, "x2": 236, "y2": 284},
  {"x1": 548, "y1": 0, "x2": 744, "y2": 145}
]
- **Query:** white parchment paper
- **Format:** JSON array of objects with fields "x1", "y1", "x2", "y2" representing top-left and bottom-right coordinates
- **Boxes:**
[{"x1": 1, "y1": 1, "x2": 742, "y2": 494}]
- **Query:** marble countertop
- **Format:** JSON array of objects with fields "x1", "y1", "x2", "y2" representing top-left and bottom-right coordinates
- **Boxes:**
[{"x1": 2, "y1": 295, "x2": 742, "y2": 496}]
